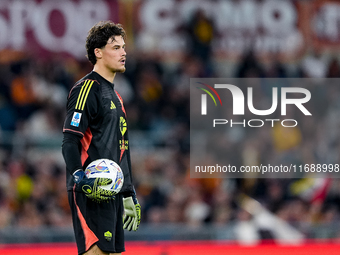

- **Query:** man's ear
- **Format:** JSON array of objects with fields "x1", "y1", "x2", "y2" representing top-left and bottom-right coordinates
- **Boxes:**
[{"x1": 94, "y1": 48, "x2": 102, "y2": 59}]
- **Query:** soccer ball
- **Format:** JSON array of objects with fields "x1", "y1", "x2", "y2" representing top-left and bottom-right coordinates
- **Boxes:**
[{"x1": 85, "y1": 159, "x2": 124, "y2": 193}]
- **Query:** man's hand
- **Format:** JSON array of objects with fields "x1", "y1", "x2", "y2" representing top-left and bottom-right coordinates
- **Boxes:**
[
  {"x1": 123, "y1": 193, "x2": 141, "y2": 231},
  {"x1": 73, "y1": 170, "x2": 115, "y2": 202}
]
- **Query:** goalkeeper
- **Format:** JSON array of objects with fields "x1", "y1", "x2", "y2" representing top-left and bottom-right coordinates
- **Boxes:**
[{"x1": 62, "y1": 21, "x2": 141, "y2": 255}]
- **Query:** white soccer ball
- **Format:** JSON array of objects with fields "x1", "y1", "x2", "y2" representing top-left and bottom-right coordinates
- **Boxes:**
[{"x1": 85, "y1": 159, "x2": 124, "y2": 193}]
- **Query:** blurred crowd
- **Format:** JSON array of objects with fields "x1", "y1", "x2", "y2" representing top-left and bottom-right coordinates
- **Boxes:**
[{"x1": 1, "y1": 9, "x2": 340, "y2": 244}]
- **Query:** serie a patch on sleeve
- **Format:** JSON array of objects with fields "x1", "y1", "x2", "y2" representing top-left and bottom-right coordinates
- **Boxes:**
[{"x1": 71, "y1": 112, "x2": 82, "y2": 127}]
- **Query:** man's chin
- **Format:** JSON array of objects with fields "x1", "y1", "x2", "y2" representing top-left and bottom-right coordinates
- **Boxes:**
[{"x1": 115, "y1": 67, "x2": 126, "y2": 73}]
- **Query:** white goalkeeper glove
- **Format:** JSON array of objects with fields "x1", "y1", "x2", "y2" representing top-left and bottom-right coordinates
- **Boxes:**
[{"x1": 123, "y1": 193, "x2": 141, "y2": 231}]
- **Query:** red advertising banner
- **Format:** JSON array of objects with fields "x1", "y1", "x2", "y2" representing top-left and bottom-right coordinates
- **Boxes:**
[
  {"x1": 2, "y1": 241, "x2": 340, "y2": 255},
  {"x1": 1, "y1": 0, "x2": 340, "y2": 61},
  {"x1": 308, "y1": 0, "x2": 340, "y2": 50},
  {"x1": 133, "y1": 0, "x2": 340, "y2": 61},
  {"x1": 0, "y1": 0, "x2": 119, "y2": 60},
  {"x1": 134, "y1": 0, "x2": 306, "y2": 61}
]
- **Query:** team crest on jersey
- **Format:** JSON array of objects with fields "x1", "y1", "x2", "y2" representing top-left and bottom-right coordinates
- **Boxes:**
[
  {"x1": 71, "y1": 112, "x2": 82, "y2": 127},
  {"x1": 104, "y1": 231, "x2": 112, "y2": 241},
  {"x1": 119, "y1": 117, "x2": 127, "y2": 136}
]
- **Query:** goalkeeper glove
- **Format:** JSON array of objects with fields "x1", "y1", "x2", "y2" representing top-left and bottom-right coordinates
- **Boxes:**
[
  {"x1": 123, "y1": 192, "x2": 141, "y2": 231},
  {"x1": 73, "y1": 170, "x2": 115, "y2": 202}
]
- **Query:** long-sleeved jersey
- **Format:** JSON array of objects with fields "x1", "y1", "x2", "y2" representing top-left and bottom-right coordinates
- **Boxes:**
[{"x1": 62, "y1": 71, "x2": 133, "y2": 195}]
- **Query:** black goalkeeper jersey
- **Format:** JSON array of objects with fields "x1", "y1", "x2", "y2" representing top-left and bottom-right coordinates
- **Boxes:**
[{"x1": 62, "y1": 71, "x2": 133, "y2": 195}]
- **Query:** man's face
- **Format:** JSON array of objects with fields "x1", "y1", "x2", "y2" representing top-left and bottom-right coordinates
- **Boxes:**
[{"x1": 100, "y1": 35, "x2": 126, "y2": 73}]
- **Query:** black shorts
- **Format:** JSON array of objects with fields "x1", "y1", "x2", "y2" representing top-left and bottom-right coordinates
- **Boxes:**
[{"x1": 68, "y1": 188, "x2": 125, "y2": 254}]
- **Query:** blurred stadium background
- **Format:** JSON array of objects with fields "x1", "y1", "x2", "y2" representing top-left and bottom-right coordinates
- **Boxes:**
[{"x1": 1, "y1": 0, "x2": 340, "y2": 254}]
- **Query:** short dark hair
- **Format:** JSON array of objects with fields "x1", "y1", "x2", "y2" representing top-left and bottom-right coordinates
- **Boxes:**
[{"x1": 85, "y1": 21, "x2": 126, "y2": 65}]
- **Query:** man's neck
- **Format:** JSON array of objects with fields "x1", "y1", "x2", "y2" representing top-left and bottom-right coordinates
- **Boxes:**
[{"x1": 93, "y1": 65, "x2": 116, "y2": 83}]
